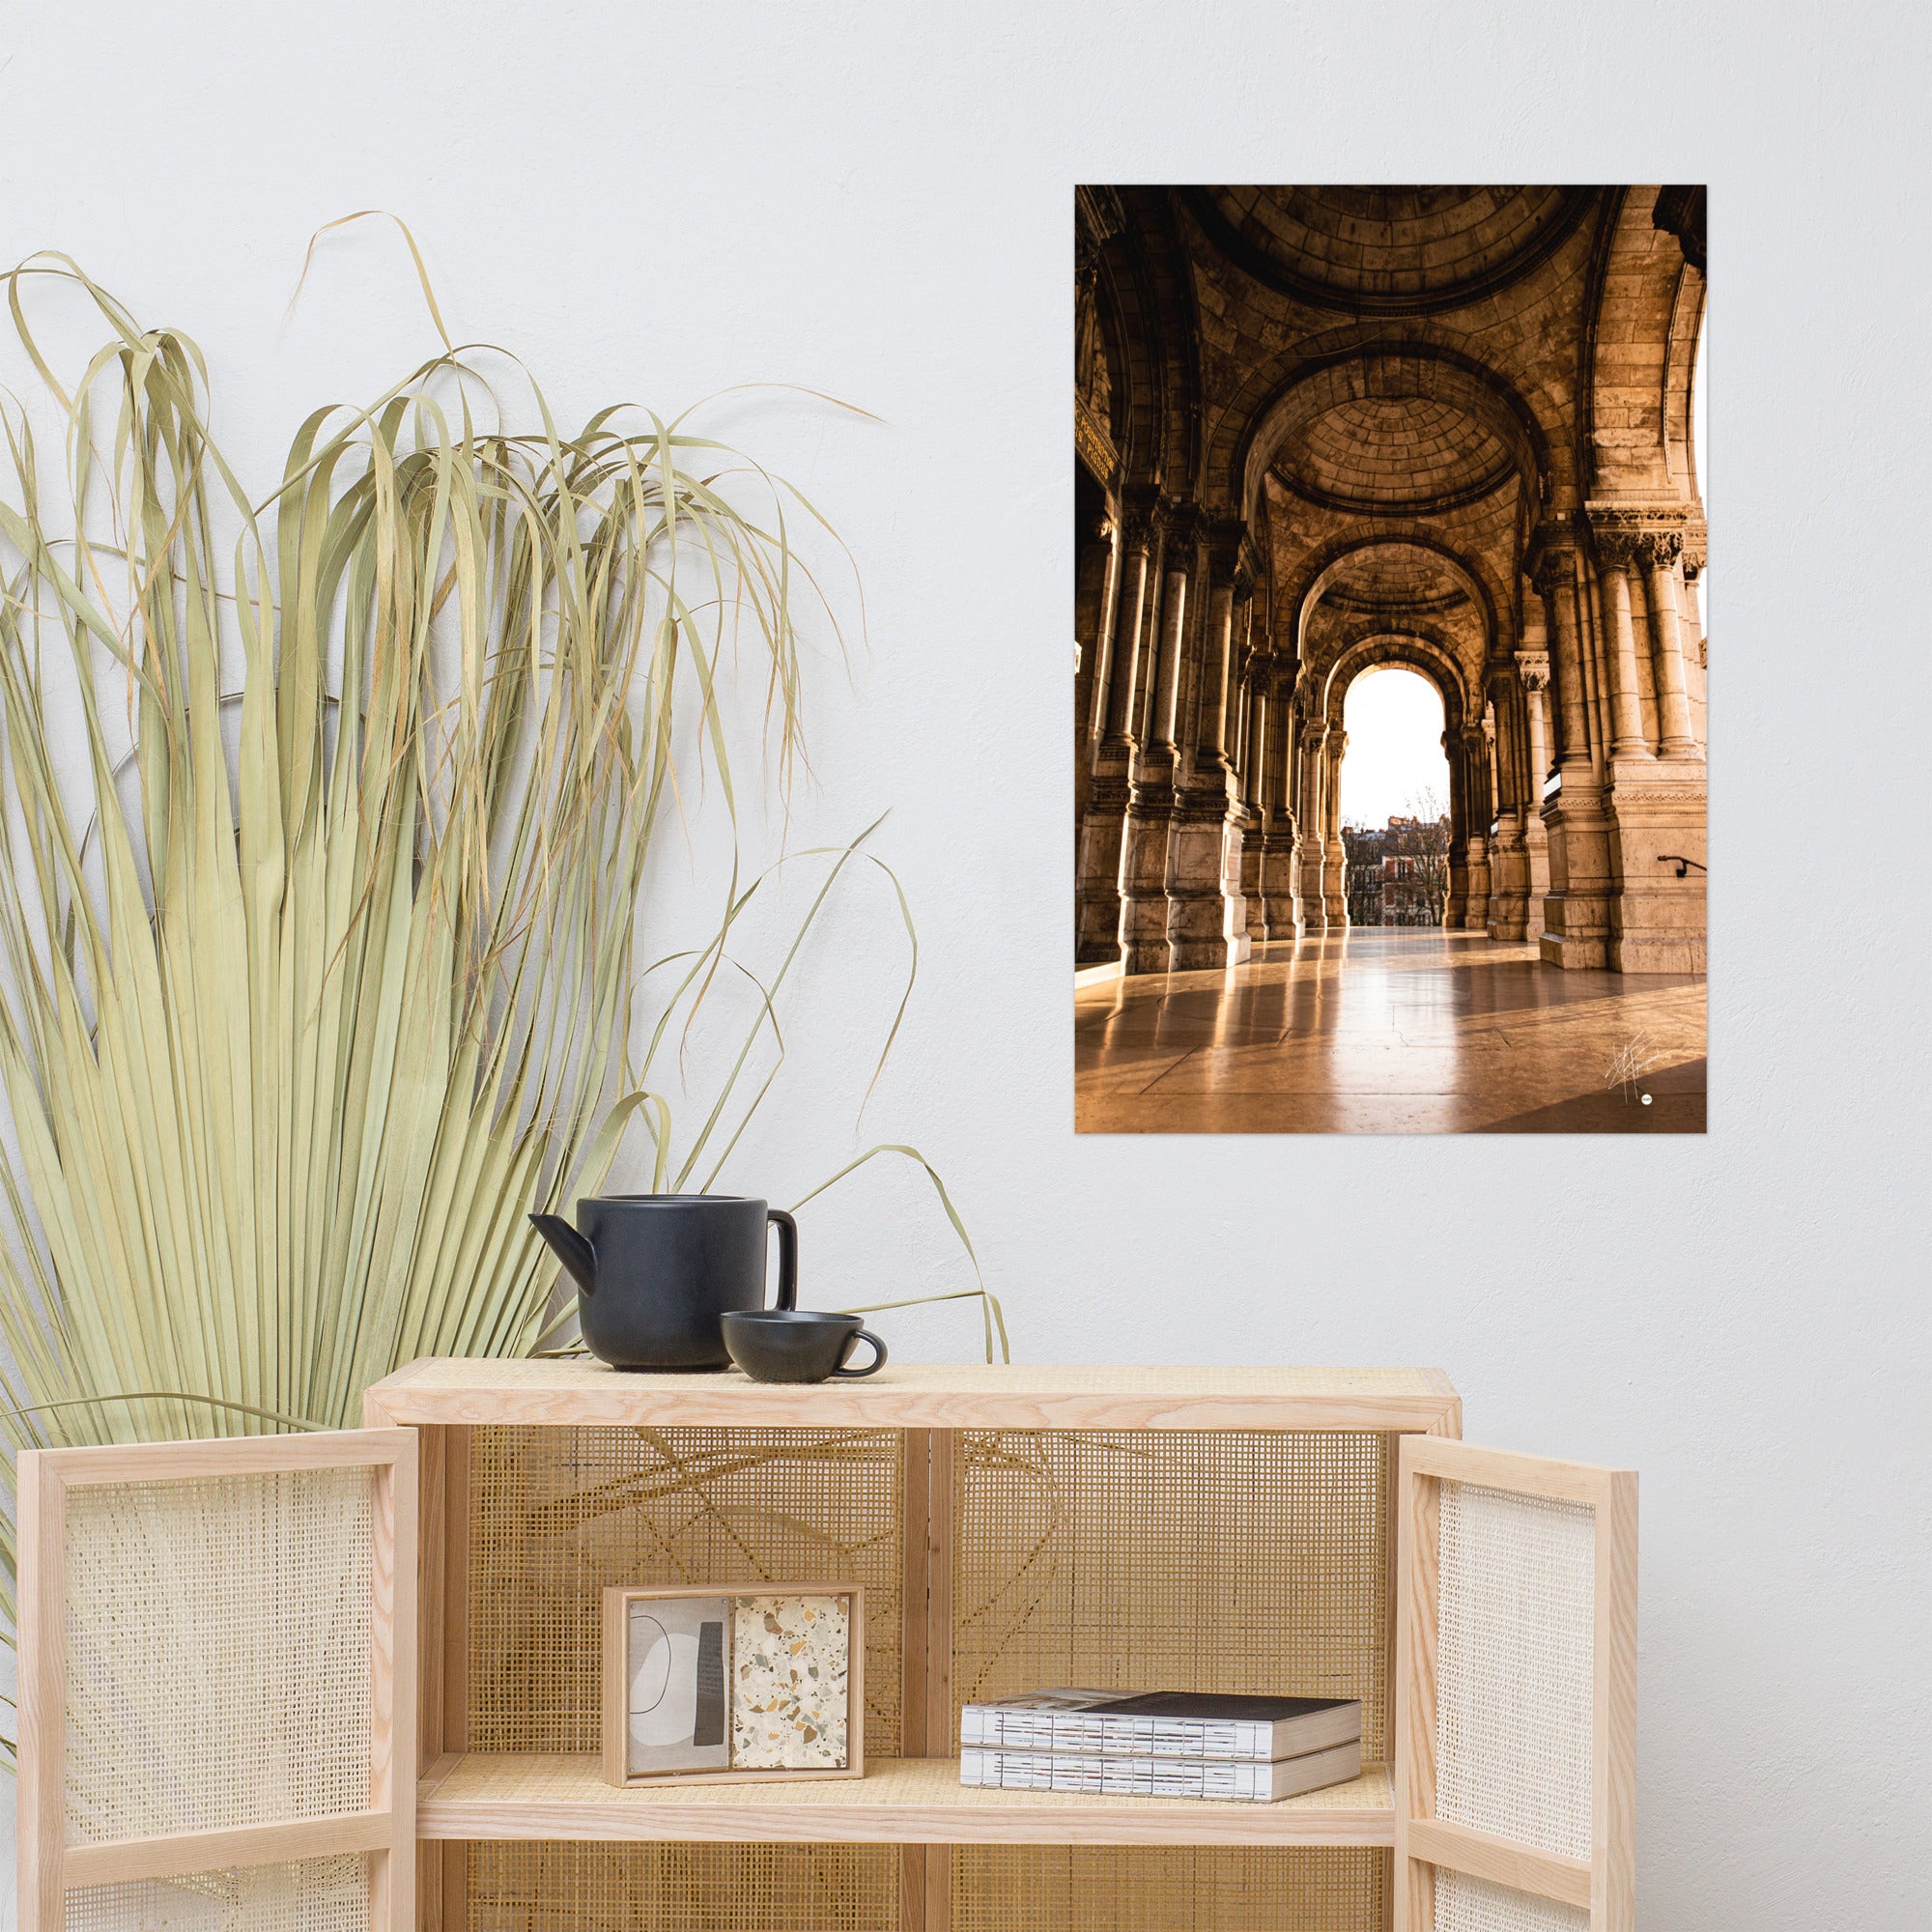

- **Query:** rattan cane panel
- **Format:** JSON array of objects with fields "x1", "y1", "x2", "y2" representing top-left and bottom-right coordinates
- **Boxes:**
[
  {"x1": 64, "y1": 1856, "x2": 370, "y2": 1932},
  {"x1": 952, "y1": 1431, "x2": 1392, "y2": 1759},
  {"x1": 63, "y1": 1470, "x2": 375, "y2": 1842},
  {"x1": 468, "y1": 1427, "x2": 902, "y2": 1757},
  {"x1": 1433, "y1": 1870, "x2": 1589, "y2": 1932},
  {"x1": 1435, "y1": 1482, "x2": 1594, "y2": 1862},
  {"x1": 467, "y1": 1840, "x2": 897, "y2": 1932},
  {"x1": 952, "y1": 1846, "x2": 1387, "y2": 1932}
]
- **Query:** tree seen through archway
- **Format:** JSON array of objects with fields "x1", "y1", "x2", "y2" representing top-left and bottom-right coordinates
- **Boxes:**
[{"x1": 1340, "y1": 667, "x2": 1451, "y2": 925}]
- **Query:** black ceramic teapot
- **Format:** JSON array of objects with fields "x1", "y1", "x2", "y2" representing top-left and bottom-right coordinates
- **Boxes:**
[{"x1": 529, "y1": 1194, "x2": 798, "y2": 1371}]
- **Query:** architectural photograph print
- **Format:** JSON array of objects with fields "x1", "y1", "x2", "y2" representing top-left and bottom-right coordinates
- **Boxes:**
[{"x1": 1074, "y1": 185, "x2": 1708, "y2": 1134}]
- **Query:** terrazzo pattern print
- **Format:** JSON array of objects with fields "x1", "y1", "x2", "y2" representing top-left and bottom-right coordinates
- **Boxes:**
[{"x1": 730, "y1": 1594, "x2": 850, "y2": 1769}]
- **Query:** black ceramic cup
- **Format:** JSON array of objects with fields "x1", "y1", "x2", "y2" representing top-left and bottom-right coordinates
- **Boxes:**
[{"x1": 720, "y1": 1310, "x2": 888, "y2": 1383}]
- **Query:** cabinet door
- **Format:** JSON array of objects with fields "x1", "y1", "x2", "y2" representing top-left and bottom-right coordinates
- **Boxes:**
[
  {"x1": 16, "y1": 1429, "x2": 417, "y2": 1932},
  {"x1": 1394, "y1": 1437, "x2": 1636, "y2": 1932}
]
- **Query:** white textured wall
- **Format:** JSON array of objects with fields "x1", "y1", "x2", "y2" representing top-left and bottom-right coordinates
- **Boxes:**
[{"x1": 3, "y1": 4, "x2": 1928, "y2": 1926}]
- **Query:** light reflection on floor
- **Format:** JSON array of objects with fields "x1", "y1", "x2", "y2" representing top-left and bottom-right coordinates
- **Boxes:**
[{"x1": 1075, "y1": 929, "x2": 1707, "y2": 1134}]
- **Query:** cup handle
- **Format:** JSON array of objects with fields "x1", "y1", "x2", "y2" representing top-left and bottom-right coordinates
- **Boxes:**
[
  {"x1": 832, "y1": 1328, "x2": 887, "y2": 1378},
  {"x1": 767, "y1": 1208, "x2": 798, "y2": 1311}
]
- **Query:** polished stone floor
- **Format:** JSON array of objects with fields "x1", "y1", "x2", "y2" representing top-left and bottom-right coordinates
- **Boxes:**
[{"x1": 1075, "y1": 930, "x2": 1707, "y2": 1134}]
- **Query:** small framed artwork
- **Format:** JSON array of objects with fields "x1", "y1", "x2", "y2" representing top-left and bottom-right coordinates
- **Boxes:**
[{"x1": 601, "y1": 1583, "x2": 865, "y2": 1787}]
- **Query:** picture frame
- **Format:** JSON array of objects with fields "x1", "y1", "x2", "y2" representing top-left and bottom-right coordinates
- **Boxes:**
[{"x1": 601, "y1": 1582, "x2": 866, "y2": 1788}]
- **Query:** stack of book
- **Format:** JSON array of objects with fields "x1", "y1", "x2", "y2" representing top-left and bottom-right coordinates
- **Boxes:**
[{"x1": 958, "y1": 1689, "x2": 1362, "y2": 1804}]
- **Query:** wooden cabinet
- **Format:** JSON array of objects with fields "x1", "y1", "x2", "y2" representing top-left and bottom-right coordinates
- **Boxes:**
[
  {"x1": 15, "y1": 1430, "x2": 418, "y2": 1932},
  {"x1": 17, "y1": 1363, "x2": 1635, "y2": 1932}
]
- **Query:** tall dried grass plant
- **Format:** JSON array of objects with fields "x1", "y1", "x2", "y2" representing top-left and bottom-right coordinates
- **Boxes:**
[{"x1": 0, "y1": 233, "x2": 1000, "y2": 1764}]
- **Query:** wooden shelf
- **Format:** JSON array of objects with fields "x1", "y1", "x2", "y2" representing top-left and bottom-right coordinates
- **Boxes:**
[
  {"x1": 366, "y1": 1357, "x2": 1461, "y2": 1435},
  {"x1": 416, "y1": 1753, "x2": 1395, "y2": 1848}
]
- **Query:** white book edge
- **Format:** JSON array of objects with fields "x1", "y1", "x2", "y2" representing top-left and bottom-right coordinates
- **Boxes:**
[{"x1": 958, "y1": 1737, "x2": 1364, "y2": 1804}]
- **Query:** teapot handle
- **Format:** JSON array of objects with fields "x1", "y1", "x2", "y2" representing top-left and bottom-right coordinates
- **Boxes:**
[{"x1": 767, "y1": 1208, "x2": 798, "y2": 1311}]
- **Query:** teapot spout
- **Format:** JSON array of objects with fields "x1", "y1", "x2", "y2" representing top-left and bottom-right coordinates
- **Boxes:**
[{"x1": 529, "y1": 1212, "x2": 598, "y2": 1295}]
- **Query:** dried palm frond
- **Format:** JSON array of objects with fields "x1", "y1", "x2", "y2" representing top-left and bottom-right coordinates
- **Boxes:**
[{"x1": 0, "y1": 239, "x2": 1000, "y2": 1766}]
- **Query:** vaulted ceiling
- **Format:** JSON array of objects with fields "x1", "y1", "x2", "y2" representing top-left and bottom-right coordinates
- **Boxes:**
[
  {"x1": 1081, "y1": 183, "x2": 1704, "y2": 724},
  {"x1": 1181, "y1": 185, "x2": 1596, "y2": 315}
]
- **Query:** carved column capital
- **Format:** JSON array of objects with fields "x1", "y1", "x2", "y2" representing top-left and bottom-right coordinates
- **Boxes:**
[
  {"x1": 1634, "y1": 528, "x2": 1684, "y2": 572},
  {"x1": 1525, "y1": 524, "x2": 1579, "y2": 602},
  {"x1": 1585, "y1": 501, "x2": 1693, "y2": 574},
  {"x1": 1117, "y1": 486, "x2": 1161, "y2": 552},
  {"x1": 1163, "y1": 500, "x2": 1208, "y2": 554},
  {"x1": 1207, "y1": 512, "x2": 1244, "y2": 556},
  {"x1": 1515, "y1": 649, "x2": 1552, "y2": 693},
  {"x1": 1589, "y1": 526, "x2": 1646, "y2": 573},
  {"x1": 1587, "y1": 504, "x2": 1656, "y2": 754}
]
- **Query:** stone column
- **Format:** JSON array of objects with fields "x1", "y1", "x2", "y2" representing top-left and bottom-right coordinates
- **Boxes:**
[
  {"x1": 1514, "y1": 649, "x2": 1552, "y2": 942},
  {"x1": 1528, "y1": 528, "x2": 1613, "y2": 967},
  {"x1": 1535, "y1": 545, "x2": 1592, "y2": 772},
  {"x1": 1519, "y1": 651, "x2": 1550, "y2": 794},
  {"x1": 1262, "y1": 674, "x2": 1301, "y2": 939},
  {"x1": 1150, "y1": 563, "x2": 1187, "y2": 751},
  {"x1": 1118, "y1": 522, "x2": 1188, "y2": 974},
  {"x1": 1220, "y1": 808, "x2": 1254, "y2": 965},
  {"x1": 1076, "y1": 501, "x2": 1151, "y2": 965},
  {"x1": 1321, "y1": 729, "x2": 1349, "y2": 927},
  {"x1": 1581, "y1": 508, "x2": 1709, "y2": 971},
  {"x1": 1577, "y1": 556, "x2": 1613, "y2": 785},
  {"x1": 1163, "y1": 529, "x2": 1244, "y2": 972},
  {"x1": 1462, "y1": 723, "x2": 1492, "y2": 934},
  {"x1": 1640, "y1": 530, "x2": 1698, "y2": 756},
  {"x1": 1238, "y1": 665, "x2": 1268, "y2": 949},
  {"x1": 1214, "y1": 579, "x2": 1256, "y2": 964},
  {"x1": 1592, "y1": 530, "x2": 1653, "y2": 761},
  {"x1": 1228, "y1": 611, "x2": 1251, "y2": 793},
  {"x1": 1071, "y1": 511, "x2": 1117, "y2": 836},
  {"x1": 1441, "y1": 729, "x2": 1468, "y2": 928},
  {"x1": 1297, "y1": 720, "x2": 1329, "y2": 932},
  {"x1": 1075, "y1": 516, "x2": 1117, "y2": 747},
  {"x1": 1195, "y1": 582, "x2": 1236, "y2": 774},
  {"x1": 1681, "y1": 526, "x2": 1709, "y2": 751},
  {"x1": 1484, "y1": 695, "x2": 1531, "y2": 941}
]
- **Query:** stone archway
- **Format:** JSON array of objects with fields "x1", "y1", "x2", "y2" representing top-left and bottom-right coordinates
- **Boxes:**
[
  {"x1": 1290, "y1": 530, "x2": 1500, "y2": 665},
  {"x1": 1330, "y1": 660, "x2": 1457, "y2": 930},
  {"x1": 1231, "y1": 343, "x2": 1552, "y2": 526},
  {"x1": 1296, "y1": 633, "x2": 1470, "y2": 932}
]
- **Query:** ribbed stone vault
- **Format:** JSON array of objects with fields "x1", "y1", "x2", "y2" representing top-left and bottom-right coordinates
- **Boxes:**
[
  {"x1": 1186, "y1": 185, "x2": 1595, "y2": 314},
  {"x1": 1311, "y1": 544, "x2": 1473, "y2": 614},
  {"x1": 1274, "y1": 395, "x2": 1512, "y2": 513}
]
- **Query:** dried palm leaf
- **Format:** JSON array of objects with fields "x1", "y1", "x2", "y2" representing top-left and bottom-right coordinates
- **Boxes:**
[{"x1": 0, "y1": 237, "x2": 1001, "y2": 1766}]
